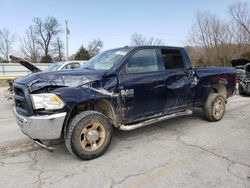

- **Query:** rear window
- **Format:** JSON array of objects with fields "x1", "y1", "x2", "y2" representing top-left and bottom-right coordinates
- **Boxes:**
[{"x1": 161, "y1": 49, "x2": 185, "y2": 70}]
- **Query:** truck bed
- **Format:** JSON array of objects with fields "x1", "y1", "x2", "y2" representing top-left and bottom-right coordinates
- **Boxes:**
[{"x1": 194, "y1": 67, "x2": 236, "y2": 105}]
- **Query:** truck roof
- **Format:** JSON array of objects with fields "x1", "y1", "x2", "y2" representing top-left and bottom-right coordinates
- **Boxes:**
[{"x1": 120, "y1": 45, "x2": 184, "y2": 50}]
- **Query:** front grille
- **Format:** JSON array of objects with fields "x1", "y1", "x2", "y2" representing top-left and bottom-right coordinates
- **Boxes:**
[{"x1": 14, "y1": 83, "x2": 33, "y2": 116}]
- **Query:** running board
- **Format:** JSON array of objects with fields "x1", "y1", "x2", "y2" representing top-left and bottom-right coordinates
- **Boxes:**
[{"x1": 119, "y1": 110, "x2": 193, "y2": 131}]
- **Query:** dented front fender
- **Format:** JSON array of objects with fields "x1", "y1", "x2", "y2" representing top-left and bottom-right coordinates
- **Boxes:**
[{"x1": 52, "y1": 85, "x2": 119, "y2": 111}]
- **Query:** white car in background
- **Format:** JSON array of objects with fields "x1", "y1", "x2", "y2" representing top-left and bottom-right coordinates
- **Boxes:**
[
  {"x1": 5, "y1": 56, "x2": 87, "y2": 100},
  {"x1": 9, "y1": 56, "x2": 87, "y2": 73},
  {"x1": 45, "y1": 60, "x2": 87, "y2": 71}
]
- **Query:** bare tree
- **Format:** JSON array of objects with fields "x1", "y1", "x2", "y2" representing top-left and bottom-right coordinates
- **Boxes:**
[
  {"x1": 188, "y1": 10, "x2": 249, "y2": 67},
  {"x1": 228, "y1": 1, "x2": 250, "y2": 37},
  {"x1": 130, "y1": 33, "x2": 146, "y2": 45},
  {"x1": 52, "y1": 37, "x2": 64, "y2": 61},
  {"x1": 147, "y1": 37, "x2": 165, "y2": 45},
  {"x1": 87, "y1": 38, "x2": 104, "y2": 57},
  {"x1": 0, "y1": 28, "x2": 15, "y2": 62},
  {"x1": 189, "y1": 11, "x2": 214, "y2": 66},
  {"x1": 130, "y1": 33, "x2": 164, "y2": 46},
  {"x1": 33, "y1": 16, "x2": 61, "y2": 61},
  {"x1": 20, "y1": 25, "x2": 40, "y2": 63}
]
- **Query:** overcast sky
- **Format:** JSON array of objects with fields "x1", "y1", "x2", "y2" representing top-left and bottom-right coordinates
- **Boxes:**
[{"x1": 0, "y1": 0, "x2": 238, "y2": 56}]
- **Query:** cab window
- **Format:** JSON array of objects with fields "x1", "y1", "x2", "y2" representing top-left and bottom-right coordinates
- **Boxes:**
[{"x1": 124, "y1": 49, "x2": 159, "y2": 74}]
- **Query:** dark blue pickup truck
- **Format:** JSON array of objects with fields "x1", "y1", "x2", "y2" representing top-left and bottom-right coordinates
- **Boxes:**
[{"x1": 13, "y1": 46, "x2": 236, "y2": 160}]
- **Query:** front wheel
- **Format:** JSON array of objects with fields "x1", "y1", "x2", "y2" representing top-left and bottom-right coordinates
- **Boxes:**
[
  {"x1": 65, "y1": 111, "x2": 113, "y2": 160},
  {"x1": 203, "y1": 93, "x2": 226, "y2": 122}
]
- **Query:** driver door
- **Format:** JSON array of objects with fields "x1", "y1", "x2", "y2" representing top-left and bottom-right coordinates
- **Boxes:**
[{"x1": 118, "y1": 48, "x2": 164, "y2": 124}]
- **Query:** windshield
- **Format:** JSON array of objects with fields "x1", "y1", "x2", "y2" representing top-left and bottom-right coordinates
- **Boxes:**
[
  {"x1": 46, "y1": 63, "x2": 61, "y2": 71},
  {"x1": 83, "y1": 48, "x2": 130, "y2": 70}
]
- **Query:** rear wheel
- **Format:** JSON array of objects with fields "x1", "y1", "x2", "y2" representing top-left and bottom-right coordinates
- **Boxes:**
[
  {"x1": 65, "y1": 111, "x2": 113, "y2": 160},
  {"x1": 203, "y1": 93, "x2": 226, "y2": 122}
]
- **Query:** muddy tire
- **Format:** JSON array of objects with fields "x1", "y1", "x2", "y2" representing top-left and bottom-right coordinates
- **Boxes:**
[
  {"x1": 203, "y1": 93, "x2": 226, "y2": 122},
  {"x1": 65, "y1": 110, "x2": 113, "y2": 160}
]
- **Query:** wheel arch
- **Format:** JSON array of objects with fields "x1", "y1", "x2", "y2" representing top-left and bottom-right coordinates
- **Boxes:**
[
  {"x1": 61, "y1": 99, "x2": 117, "y2": 138},
  {"x1": 211, "y1": 82, "x2": 227, "y2": 99}
]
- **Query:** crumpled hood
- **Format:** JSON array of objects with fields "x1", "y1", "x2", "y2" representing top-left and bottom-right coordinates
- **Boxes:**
[
  {"x1": 15, "y1": 68, "x2": 106, "y2": 92},
  {"x1": 9, "y1": 55, "x2": 41, "y2": 73}
]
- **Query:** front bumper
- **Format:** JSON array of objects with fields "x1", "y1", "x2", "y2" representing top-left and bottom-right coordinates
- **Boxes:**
[{"x1": 13, "y1": 107, "x2": 66, "y2": 140}]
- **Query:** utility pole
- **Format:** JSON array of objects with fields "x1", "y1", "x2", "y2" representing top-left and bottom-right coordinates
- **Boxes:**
[{"x1": 65, "y1": 20, "x2": 69, "y2": 60}]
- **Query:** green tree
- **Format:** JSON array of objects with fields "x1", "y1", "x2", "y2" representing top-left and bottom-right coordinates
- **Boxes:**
[
  {"x1": 40, "y1": 54, "x2": 53, "y2": 63},
  {"x1": 74, "y1": 45, "x2": 90, "y2": 60}
]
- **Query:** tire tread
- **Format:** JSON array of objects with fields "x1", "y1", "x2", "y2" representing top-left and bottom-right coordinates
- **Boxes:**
[
  {"x1": 65, "y1": 110, "x2": 112, "y2": 160},
  {"x1": 203, "y1": 93, "x2": 225, "y2": 122}
]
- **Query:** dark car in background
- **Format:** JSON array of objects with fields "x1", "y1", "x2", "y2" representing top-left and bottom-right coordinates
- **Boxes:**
[{"x1": 231, "y1": 59, "x2": 250, "y2": 95}]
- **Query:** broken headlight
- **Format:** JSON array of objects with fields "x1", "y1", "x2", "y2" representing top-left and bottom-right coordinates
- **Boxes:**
[{"x1": 31, "y1": 93, "x2": 65, "y2": 110}]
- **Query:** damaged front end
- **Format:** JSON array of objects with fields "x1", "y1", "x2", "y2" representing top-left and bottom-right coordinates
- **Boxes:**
[
  {"x1": 17, "y1": 69, "x2": 103, "y2": 93},
  {"x1": 5, "y1": 56, "x2": 42, "y2": 100},
  {"x1": 12, "y1": 68, "x2": 119, "y2": 150}
]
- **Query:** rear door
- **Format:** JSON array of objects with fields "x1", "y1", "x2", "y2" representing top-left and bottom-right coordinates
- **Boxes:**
[
  {"x1": 118, "y1": 48, "x2": 164, "y2": 123},
  {"x1": 157, "y1": 48, "x2": 196, "y2": 113}
]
